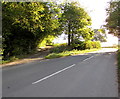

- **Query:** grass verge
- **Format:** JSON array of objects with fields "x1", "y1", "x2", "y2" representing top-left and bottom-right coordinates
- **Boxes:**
[
  {"x1": 45, "y1": 48, "x2": 100, "y2": 59},
  {"x1": 1, "y1": 50, "x2": 41, "y2": 64}
]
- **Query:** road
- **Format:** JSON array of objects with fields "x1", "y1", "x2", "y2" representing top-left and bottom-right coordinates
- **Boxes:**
[{"x1": 2, "y1": 48, "x2": 118, "y2": 97}]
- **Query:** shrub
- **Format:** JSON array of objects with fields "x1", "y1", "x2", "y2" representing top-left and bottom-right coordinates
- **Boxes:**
[
  {"x1": 85, "y1": 41, "x2": 93, "y2": 49},
  {"x1": 72, "y1": 41, "x2": 86, "y2": 50},
  {"x1": 85, "y1": 41, "x2": 101, "y2": 49},
  {"x1": 72, "y1": 41, "x2": 101, "y2": 50},
  {"x1": 50, "y1": 43, "x2": 72, "y2": 53},
  {"x1": 93, "y1": 41, "x2": 101, "y2": 48}
]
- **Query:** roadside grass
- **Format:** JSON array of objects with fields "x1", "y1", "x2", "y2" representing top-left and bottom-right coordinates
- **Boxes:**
[
  {"x1": 1, "y1": 46, "x2": 52, "y2": 65},
  {"x1": 102, "y1": 45, "x2": 118, "y2": 49},
  {"x1": 1, "y1": 55, "x2": 26, "y2": 64},
  {"x1": 1, "y1": 50, "x2": 38, "y2": 64},
  {"x1": 45, "y1": 48, "x2": 100, "y2": 59}
]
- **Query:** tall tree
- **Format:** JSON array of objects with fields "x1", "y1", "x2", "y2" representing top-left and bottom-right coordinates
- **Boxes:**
[
  {"x1": 60, "y1": 2, "x2": 93, "y2": 45},
  {"x1": 2, "y1": 2, "x2": 61, "y2": 59}
]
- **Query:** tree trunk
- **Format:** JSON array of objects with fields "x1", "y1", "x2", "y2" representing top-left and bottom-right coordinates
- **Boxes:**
[
  {"x1": 68, "y1": 23, "x2": 71, "y2": 46},
  {"x1": 71, "y1": 33, "x2": 74, "y2": 44},
  {"x1": 68, "y1": 33, "x2": 71, "y2": 46}
]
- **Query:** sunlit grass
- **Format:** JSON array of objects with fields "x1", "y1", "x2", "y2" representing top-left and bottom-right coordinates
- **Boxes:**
[
  {"x1": 102, "y1": 45, "x2": 118, "y2": 49},
  {"x1": 45, "y1": 48, "x2": 100, "y2": 59}
]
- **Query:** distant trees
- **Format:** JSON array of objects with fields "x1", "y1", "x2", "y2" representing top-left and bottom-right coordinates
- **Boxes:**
[
  {"x1": 106, "y1": 0, "x2": 120, "y2": 36},
  {"x1": 93, "y1": 29, "x2": 107, "y2": 42}
]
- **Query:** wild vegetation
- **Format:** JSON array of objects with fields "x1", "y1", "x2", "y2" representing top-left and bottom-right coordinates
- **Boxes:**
[
  {"x1": 45, "y1": 41, "x2": 101, "y2": 59},
  {"x1": 2, "y1": 2, "x2": 61, "y2": 60},
  {"x1": 45, "y1": 48, "x2": 100, "y2": 59},
  {"x1": 106, "y1": 0, "x2": 120, "y2": 36},
  {"x1": 2, "y1": 1, "x2": 103, "y2": 63}
]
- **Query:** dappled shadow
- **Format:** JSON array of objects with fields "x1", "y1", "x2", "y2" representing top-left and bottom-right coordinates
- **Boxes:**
[{"x1": 1, "y1": 48, "x2": 117, "y2": 68}]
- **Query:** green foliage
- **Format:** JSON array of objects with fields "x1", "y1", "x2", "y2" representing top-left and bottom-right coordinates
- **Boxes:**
[
  {"x1": 93, "y1": 29, "x2": 107, "y2": 42},
  {"x1": 71, "y1": 40, "x2": 85, "y2": 50},
  {"x1": 2, "y1": 1, "x2": 96, "y2": 61},
  {"x1": 45, "y1": 48, "x2": 100, "y2": 59},
  {"x1": 59, "y1": 2, "x2": 92, "y2": 45},
  {"x1": 78, "y1": 27, "x2": 94, "y2": 41},
  {"x1": 38, "y1": 35, "x2": 55, "y2": 47},
  {"x1": 45, "y1": 52, "x2": 71, "y2": 59},
  {"x1": 85, "y1": 41, "x2": 93, "y2": 49},
  {"x1": 72, "y1": 41, "x2": 101, "y2": 50},
  {"x1": 85, "y1": 41, "x2": 101, "y2": 49},
  {"x1": 50, "y1": 41, "x2": 101, "y2": 56},
  {"x1": 106, "y1": 0, "x2": 120, "y2": 36},
  {"x1": 2, "y1": 2, "x2": 61, "y2": 60},
  {"x1": 50, "y1": 43, "x2": 72, "y2": 53}
]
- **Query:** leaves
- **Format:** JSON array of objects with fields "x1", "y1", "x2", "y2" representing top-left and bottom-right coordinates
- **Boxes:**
[
  {"x1": 60, "y1": 2, "x2": 93, "y2": 45},
  {"x1": 2, "y1": 1, "x2": 94, "y2": 60},
  {"x1": 2, "y1": 2, "x2": 61, "y2": 59},
  {"x1": 106, "y1": 0, "x2": 120, "y2": 36}
]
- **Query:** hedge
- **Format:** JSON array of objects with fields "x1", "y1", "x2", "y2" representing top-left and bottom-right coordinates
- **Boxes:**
[{"x1": 73, "y1": 41, "x2": 101, "y2": 50}]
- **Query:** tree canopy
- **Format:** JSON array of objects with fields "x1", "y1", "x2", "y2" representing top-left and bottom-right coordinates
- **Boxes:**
[
  {"x1": 93, "y1": 29, "x2": 107, "y2": 42},
  {"x1": 59, "y1": 2, "x2": 93, "y2": 45},
  {"x1": 106, "y1": 0, "x2": 120, "y2": 36},
  {"x1": 2, "y1": 2, "x2": 61, "y2": 59},
  {"x1": 2, "y1": 1, "x2": 95, "y2": 60}
]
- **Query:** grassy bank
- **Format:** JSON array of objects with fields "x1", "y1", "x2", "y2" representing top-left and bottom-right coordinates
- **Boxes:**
[
  {"x1": 1, "y1": 50, "x2": 42, "y2": 64},
  {"x1": 45, "y1": 48, "x2": 100, "y2": 59}
]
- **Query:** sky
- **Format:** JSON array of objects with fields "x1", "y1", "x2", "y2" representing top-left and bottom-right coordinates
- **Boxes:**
[
  {"x1": 54, "y1": 0, "x2": 118, "y2": 45},
  {"x1": 77, "y1": 0, "x2": 118, "y2": 45},
  {"x1": 56, "y1": 0, "x2": 112, "y2": 29},
  {"x1": 77, "y1": 0, "x2": 111, "y2": 29}
]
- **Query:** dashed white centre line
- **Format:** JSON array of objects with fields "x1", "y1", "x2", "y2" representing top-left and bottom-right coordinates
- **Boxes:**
[
  {"x1": 32, "y1": 55, "x2": 95, "y2": 84},
  {"x1": 83, "y1": 56, "x2": 94, "y2": 62},
  {"x1": 32, "y1": 64, "x2": 76, "y2": 84}
]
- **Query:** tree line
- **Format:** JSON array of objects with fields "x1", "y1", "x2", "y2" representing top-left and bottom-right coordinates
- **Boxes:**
[{"x1": 2, "y1": 1, "x2": 100, "y2": 60}]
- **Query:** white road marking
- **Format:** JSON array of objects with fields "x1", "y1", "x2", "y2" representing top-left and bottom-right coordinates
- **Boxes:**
[
  {"x1": 32, "y1": 55, "x2": 95, "y2": 84},
  {"x1": 32, "y1": 64, "x2": 76, "y2": 84},
  {"x1": 83, "y1": 56, "x2": 94, "y2": 62}
]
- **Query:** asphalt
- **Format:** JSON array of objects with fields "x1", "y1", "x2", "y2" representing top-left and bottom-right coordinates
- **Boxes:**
[{"x1": 2, "y1": 48, "x2": 118, "y2": 97}]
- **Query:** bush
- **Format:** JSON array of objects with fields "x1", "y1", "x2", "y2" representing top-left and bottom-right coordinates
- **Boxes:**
[
  {"x1": 85, "y1": 41, "x2": 101, "y2": 49},
  {"x1": 45, "y1": 48, "x2": 100, "y2": 59},
  {"x1": 50, "y1": 43, "x2": 72, "y2": 53},
  {"x1": 85, "y1": 41, "x2": 93, "y2": 49},
  {"x1": 92, "y1": 41, "x2": 101, "y2": 48},
  {"x1": 72, "y1": 41, "x2": 101, "y2": 50},
  {"x1": 72, "y1": 41, "x2": 85, "y2": 50}
]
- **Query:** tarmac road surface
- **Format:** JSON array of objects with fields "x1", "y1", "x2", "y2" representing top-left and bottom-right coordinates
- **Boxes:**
[{"x1": 2, "y1": 48, "x2": 118, "y2": 97}]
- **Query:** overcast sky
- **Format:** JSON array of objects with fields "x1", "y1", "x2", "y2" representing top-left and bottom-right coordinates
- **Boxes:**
[
  {"x1": 54, "y1": 0, "x2": 118, "y2": 45},
  {"x1": 57, "y1": 0, "x2": 111, "y2": 29},
  {"x1": 76, "y1": 0, "x2": 118, "y2": 45},
  {"x1": 78, "y1": 0, "x2": 111, "y2": 29}
]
